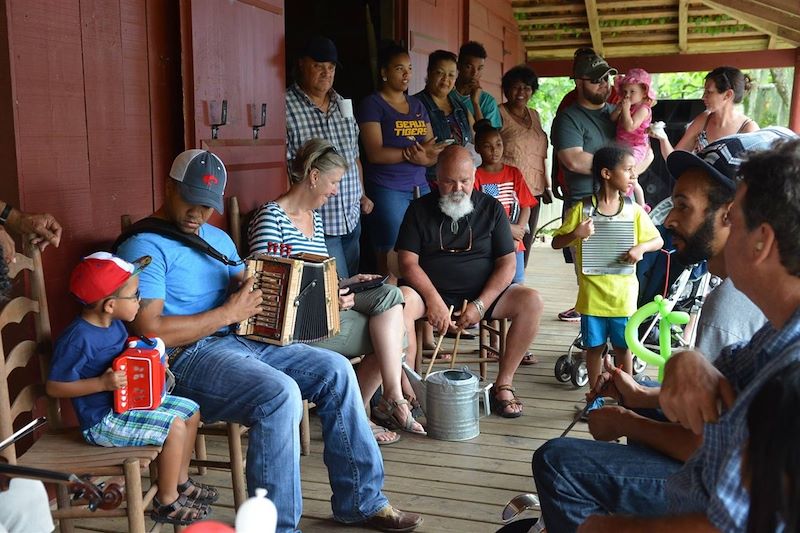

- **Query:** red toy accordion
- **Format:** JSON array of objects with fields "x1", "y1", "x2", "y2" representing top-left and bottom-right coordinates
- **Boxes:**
[{"x1": 113, "y1": 336, "x2": 167, "y2": 413}]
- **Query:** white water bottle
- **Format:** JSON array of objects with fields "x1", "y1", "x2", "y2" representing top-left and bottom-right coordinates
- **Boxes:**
[{"x1": 235, "y1": 488, "x2": 277, "y2": 533}]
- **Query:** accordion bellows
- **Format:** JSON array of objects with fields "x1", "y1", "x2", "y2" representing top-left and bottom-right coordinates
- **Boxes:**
[{"x1": 237, "y1": 253, "x2": 340, "y2": 345}]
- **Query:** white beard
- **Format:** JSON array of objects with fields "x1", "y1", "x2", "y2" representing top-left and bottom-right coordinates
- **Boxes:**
[{"x1": 438, "y1": 191, "x2": 474, "y2": 221}]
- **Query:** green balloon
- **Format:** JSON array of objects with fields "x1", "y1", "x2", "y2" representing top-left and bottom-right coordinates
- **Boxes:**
[{"x1": 624, "y1": 295, "x2": 689, "y2": 381}]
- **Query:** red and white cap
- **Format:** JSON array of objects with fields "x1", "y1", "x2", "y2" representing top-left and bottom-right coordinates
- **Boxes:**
[{"x1": 69, "y1": 252, "x2": 151, "y2": 304}]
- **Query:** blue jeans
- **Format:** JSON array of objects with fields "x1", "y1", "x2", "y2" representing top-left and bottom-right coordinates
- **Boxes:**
[
  {"x1": 513, "y1": 251, "x2": 525, "y2": 285},
  {"x1": 325, "y1": 221, "x2": 362, "y2": 279},
  {"x1": 365, "y1": 182, "x2": 430, "y2": 251},
  {"x1": 532, "y1": 437, "x2": 682, "y2": 533},
  {"x1": 169, "y1": 335, "x2": 388, "y2": 533}
]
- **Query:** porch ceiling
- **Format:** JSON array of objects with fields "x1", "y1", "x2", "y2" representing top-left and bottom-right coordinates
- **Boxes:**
[{"x1": 512, "y1": 0, "x2": 800, "y2": 61}]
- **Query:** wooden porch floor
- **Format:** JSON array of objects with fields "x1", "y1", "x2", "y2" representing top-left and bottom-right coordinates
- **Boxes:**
[{"x1": 73, "y1": 245, "x2": 591, "y2": 532}]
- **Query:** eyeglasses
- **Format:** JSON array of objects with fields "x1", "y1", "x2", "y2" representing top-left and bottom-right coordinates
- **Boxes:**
[
  {"x1": 439, "y1": 219, "x2": 473, "y2": 253},
  {"x1": 578, "y1": 74, "x2": 610, "y2": 85},
  {"x1": 109, "y1": 289, "x2": 141, "y2": 302}
]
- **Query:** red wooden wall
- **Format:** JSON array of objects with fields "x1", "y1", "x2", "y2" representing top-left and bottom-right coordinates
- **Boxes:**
[
  {"x1": 402, "y1": 0, "x2": 524, "y2": 100},
  {"x1": 405, "y1": 0, "x2": 464, "y2": 95},
  {"x1": 0, "y1": 0, "x2": 183, "y2": 335},
  {"x1": 181, "y1": 0, "x2": 287, "y2": 219}
]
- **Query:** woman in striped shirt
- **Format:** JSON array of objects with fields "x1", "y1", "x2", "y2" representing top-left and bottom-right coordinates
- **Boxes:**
[{"x1": 248, "y1": 139, "x2": 425, "y2": 443}]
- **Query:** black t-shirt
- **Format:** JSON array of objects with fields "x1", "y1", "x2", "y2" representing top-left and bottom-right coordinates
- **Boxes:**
[{"x1": 395, "y1": 190, "x2": 515, "y2": 302}]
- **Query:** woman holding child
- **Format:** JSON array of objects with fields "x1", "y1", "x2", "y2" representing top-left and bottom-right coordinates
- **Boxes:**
[{"x1": 248, "y1": 139, "x2": 425, "y2": 444}]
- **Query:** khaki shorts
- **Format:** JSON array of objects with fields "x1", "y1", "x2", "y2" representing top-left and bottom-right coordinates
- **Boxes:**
[{"x1": 311, "y1": 283, "x2": 406, "y2": 357}]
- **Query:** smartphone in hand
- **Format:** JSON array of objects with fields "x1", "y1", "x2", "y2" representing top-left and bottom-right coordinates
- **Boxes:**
[{"x1": 341, "y1": 276, "x2": 389, "y2": 294}]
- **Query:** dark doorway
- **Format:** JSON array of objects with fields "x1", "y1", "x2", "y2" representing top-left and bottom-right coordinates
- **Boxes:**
[{"x1": 285, "y1": 0, "x2": 397, "y2": 107}]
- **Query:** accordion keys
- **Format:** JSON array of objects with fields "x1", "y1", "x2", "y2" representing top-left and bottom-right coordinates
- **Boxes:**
[{"x1": 237, "y1": 253, "x2": 341, "y2": 345}]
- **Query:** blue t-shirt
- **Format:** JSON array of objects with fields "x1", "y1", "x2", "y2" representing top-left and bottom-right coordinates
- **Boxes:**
[
  {"x1": 357, "y1": 92, "x2": 430, "y2": 192},
  {"x1": 49, "y1": 318, "x2": 129, "y2": 430},
  {"x1": 116, "y1": 223, "x2": 244, "y2": 322}
]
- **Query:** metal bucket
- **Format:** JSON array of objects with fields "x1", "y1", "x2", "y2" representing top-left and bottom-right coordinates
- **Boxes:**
[{"x1": 424, "y1": 369, "x2": 480, "y2": 441}]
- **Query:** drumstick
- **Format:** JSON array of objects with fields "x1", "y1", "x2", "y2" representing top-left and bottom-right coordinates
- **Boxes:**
[
  {"x1": 449, "y1": 299, "x2": 469, "y2": 369},
  {"x1": 425, "y1": 305, "x2": 454, "y2": 379}
]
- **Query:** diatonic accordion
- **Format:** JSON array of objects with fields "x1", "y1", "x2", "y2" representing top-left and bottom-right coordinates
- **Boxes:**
[
  {"x1": 581, "y1": 197, "x2": 636, "y2": 276},
  {"x1": 236, "y1": 253, "x2": 340, "y2": 345}
]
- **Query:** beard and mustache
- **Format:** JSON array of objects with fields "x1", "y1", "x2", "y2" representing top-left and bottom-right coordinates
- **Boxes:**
[
  {"x1": 672, "y1": 213, "x2": 716, "y2": 265},
  {"x1": 438, "y1": 190, "x2": 474, "y2": 221},
  {"x1": 585, "y1": 86, "x2": 611, "y2": 105}
]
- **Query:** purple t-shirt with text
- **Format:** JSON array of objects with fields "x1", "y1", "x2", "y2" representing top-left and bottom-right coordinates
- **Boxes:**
[{"x1": 357, "y1": 92, "x2": 430, "y2": 191}]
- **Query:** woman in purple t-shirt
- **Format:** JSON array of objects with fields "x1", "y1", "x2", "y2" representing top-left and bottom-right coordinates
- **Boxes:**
[{"x1": 358, "y1": 41, "x2": 444, "y2": 275}]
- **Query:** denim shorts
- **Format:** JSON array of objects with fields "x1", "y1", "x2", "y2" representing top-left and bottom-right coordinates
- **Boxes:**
[
  {"x1": 580, "y1": 315, "x2": 629, "y2": 349},
  {"x1": 365, "y1": 182, "x2": 430, "y2": 251}
]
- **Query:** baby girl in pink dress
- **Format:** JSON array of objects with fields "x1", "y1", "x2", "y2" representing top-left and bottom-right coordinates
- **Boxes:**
[{"x1": 611, "y1": 68, "x2": 657, "y2": 211}]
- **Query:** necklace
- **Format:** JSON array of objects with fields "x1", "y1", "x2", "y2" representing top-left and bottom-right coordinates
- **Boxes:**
[{"x1": 507, "y1": 104, "x2": 531, "y2": 124}]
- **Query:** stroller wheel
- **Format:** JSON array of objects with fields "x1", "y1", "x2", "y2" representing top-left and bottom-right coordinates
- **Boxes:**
[
  {"x1": 554, "y1": 355, "x2": 572, "y2": 383},
  {"x1": 571, "y1": 360, "x2": 589, "y2": 388},
  {"x1": 632, "y1": 356, "x2": 647, "y2": 375}
]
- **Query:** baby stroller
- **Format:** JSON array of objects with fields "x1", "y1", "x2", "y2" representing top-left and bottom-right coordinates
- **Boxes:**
[{"x1": 553, "y1": 198, "x2": 717, "y2": 388}]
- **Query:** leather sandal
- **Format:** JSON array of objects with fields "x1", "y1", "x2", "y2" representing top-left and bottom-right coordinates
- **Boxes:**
[
  {"x1": 178, "y1": 477, "x2": 219, "y2": 504},
  {"x1": 373, "y1": 398, "x2": 427, "y2": 435},
  {"x1": 490, "y1": 384, "x2": 523, "y2": 418},
  {"x1": 151, "y1": 494, "x2": 209, "y2": 525}
]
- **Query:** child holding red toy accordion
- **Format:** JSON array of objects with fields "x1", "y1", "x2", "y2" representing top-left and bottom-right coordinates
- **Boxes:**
[{"x1": 46, "y1": 252, "x2": 217, "y2": 526}]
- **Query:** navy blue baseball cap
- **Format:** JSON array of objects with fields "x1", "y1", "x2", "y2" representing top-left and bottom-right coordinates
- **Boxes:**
[
  {"x1": 667, "y1": 126, "x2": 798, "y2": 191},
  {"x1": 300, "y1": 36, "x2": 338, "y2": 64},
  {"x1": 169, "y1": 150, "x2": 227, "y2": 213}
]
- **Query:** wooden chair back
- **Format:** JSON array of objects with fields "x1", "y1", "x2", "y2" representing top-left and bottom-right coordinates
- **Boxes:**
[{"x1": 0, "y1": 246, "x2": 55, "y2": 462}]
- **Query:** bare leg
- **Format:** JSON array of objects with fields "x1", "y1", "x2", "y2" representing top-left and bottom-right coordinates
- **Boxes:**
[
  {"x1": 613, "y1": 346, "x2": 633, "y2": 376},
  {"x1": 585, "y1": 345, "x2": 607, "y2": 390},
  {"x1": 354, "y1": 355, "x2": 399, "y2": 444},
  {"x1": 369, "y1": 305, "x2": 424, "y2": 433},
  {"x1": 400, "y1": 286, "x2": 426, "y2": 382},
  {"x1": 156, "y1": 417, "x2": 187, "y2": 503},
  {"x1": 488, "y1": 286, "x2": 544, "y2": 415},
  {"x1": 177, "y1": 411, "x2": 200, "y2": 486}
]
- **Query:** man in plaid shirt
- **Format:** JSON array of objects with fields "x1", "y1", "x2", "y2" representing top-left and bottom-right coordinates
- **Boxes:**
[{"x1": 286, "y1": 36, "x2": 372, "y2": 278}]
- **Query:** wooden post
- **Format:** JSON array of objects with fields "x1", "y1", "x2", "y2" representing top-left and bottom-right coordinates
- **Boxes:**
[{"x1": 790, "y1": 47, "x2": 800, "y2": 133}]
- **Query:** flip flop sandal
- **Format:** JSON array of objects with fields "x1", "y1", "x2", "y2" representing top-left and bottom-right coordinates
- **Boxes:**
[
  {"x1": 370, "y1": 422, "x2": 400, "y2": 446},
  {"x1": 490, "y1": 384, "x2": 523, "y2": 419},
  {"x1": 178, "y1": 477, "x2": 220, "y2": 504},
  {"x1": 519, "y1": 352, "x2": 539, "y2": 365},
  {"x1": 151, "y1": 494, "x2": 209, "y2": 525}
]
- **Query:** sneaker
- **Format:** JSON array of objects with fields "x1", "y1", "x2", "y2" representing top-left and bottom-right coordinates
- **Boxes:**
[{"x1": 558, "y1": 307, "x2": 581, "y2": 322}]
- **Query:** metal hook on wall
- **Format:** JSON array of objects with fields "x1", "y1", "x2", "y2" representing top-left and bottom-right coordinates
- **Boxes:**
[
  {"x1": 251, "y1": 103, "x2": 267, "y2": 139},
  {"x1": 209, "y1": 99, "x2": 228, "y2": 139}
]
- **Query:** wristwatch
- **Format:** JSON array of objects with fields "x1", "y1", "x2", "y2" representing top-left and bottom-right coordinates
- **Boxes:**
[{"x1": 0, "y1": 204, "x2": 12, "y2": 226}]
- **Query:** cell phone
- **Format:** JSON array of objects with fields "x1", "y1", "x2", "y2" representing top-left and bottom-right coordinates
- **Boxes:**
[
  {"x1": 434, "y1": 139, "x2": 457, "y2": 148},
  {"x1": 341, "y1": 276, "x2": 388, "y2": 294}
]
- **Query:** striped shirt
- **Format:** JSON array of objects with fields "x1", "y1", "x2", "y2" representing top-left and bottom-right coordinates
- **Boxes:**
[
  {"x1": 665, "y1": 306, "x2": 800, "y2": 531},
  {"x1": 286, "y1": 84, "x2": 361, "y2": 236},
  {"x1": 248, "y1": 201, "x2": 328, "y2": 257}
]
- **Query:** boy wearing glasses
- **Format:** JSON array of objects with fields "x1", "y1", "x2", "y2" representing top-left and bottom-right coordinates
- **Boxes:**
[{"x1": 46, "y1": 252, "x2": 215, "y2": 526}]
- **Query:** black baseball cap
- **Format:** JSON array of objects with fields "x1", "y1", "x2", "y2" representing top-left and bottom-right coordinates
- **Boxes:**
[
  {"x1": 667, "y1": 126, "x2": 798, "y2": 191},
  {"x1": 300, "y1": 36, "x2": 338, "y2": 64}
]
